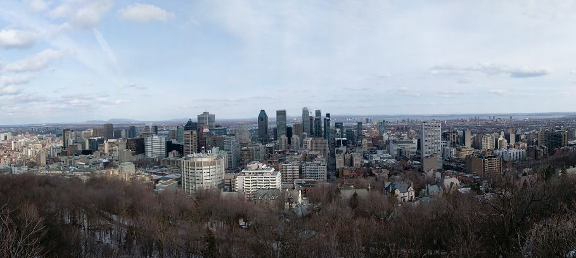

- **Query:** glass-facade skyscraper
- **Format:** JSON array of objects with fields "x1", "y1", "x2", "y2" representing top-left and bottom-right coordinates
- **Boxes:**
[
  {"x1": 276, "y1": 110, "x2": 287, "y2": 139},
  {"x1": 258, "y1": 110, "x2": 268, "y2": 143}
]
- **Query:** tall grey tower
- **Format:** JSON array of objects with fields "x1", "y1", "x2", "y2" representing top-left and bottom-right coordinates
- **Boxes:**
[
  {"x1": 258, "y1": 110, "x2": 268, "y2": 143},
  {"x1": 302, "y1": 107, "x2": 310, "y2": 138},
  {"x1": 276, "y1": 110, "x2": 287, "y2": 139},
  {"x1": 421, "y1": 121, "x2": 442, "y2": 171},
  {"x1": 197, "y1": 112, "x2": 215, "y2": 128}
]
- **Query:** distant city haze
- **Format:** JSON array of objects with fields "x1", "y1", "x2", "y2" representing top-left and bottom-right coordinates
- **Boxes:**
[{"x1": 1, "y1": 1, "x2": 575, "y2": 124}]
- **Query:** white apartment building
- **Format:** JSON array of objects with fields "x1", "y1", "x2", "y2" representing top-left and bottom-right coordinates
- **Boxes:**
[
  {"x1": 181, "y1": 152, "x2": 226, "y2": 194},
  {"x1": 144, "y1": 135, "x2": 166, "y2": 158},
  {"x1": 302, "y1": 159, "x2": 328, "y2": 181},
  {"x1": 494, "y1": 148, "x2": 526, "y2": 162},
  {"x1": 235, "y1": 162, "x2": 281, "y2": 199}
]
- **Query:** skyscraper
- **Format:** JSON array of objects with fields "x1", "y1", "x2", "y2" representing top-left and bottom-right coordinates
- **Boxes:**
[
  {"x1": 302, "y1": 107, "x2": 310, "y2": 138},
  {"x1": 421, "y1": 121, "x2": 442, "y2": 170},
  {"x1": 103, "y1": 123, "x2": 114, "y2": 140},
  {"x1": 176, "y1": 125, "x2": 184, "y2": 143},
  {"x1": 356, "y1": 121, "x2": 363, "y2": 144},
  {"x1": 276, "y1": 110, "x2": 287, "y2": 139},
  {"x1": 127, "y1": 126, "x2": 137, "y2": 139},
  {"x1": 183, "y1": 119, "x2": 198, "y2": 156},
  {"x1": 464, "y1": 129, "x2": 472, "y2": 148},
  {"x1": 335, "y1": 122, "x2": 344, "y2": 138},
  {"x1": 324, "y1": 113, "x2": 331, "y2": 140},
  {"x1": 62, "y1": 128, "x2": 71, "y2": 148},
  {"x1": 314, "y1": 110, "x2": 322, "y2": 138},
  {"x1": 258, "y1": 110, "x2": 268, "y2": 143},
  {"x1": 198, "y1": 112, "x2": 216, "y2": 128}
]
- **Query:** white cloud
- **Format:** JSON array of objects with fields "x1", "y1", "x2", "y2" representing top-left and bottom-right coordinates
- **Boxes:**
[
  {"x1": 118, "y1": 4, "x2": 175, "y2": 22},
  {"x1": 49, "y1": 0, "x2": 114, "y2": 29},
  {"x1": 487, "y1": 89, "x2": 507, "y2": 95},
  {"x1": 0, "y1": 74, "x2": 36, "y2": 87},
  {"x1": 0, "y1": 85, "x2": 21, "y2": 95},
  {"x1": 431, "y1": 63, "x2": 552, "y2": 78},
  {"x1": 0, "y1": 29, "x2": 38, "y2": 49},
  {"x1": 4, "y1": 49, "x2": 64, "y2": 72},
  {"x1": 397, "y1": 87, "x2": 420, "y2": 97},
  {"x1": 27, "y1": 0, "x2": 48, "y2": 12}
]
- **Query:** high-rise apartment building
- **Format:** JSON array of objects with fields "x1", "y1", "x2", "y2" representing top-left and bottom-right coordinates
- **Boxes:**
[
  {"x1": 421, "y1": 121, "x2": 442, "y2": 170},
  {"x1": 224, "y1": 136, "x2": 240, "y2": 170},
  {"x1": 144, "y1": 135, "x2": 166, "y2": 158},
  {"x1": 276, "y1": 110, "x2": 287, "y2": 139},
  {"x1": 302, "y1": 159, "x2": 328, "y2": 181},
  {"x1": 181, "y1": 152, "x2": 226, "y2": 194},
  {"x1": 103, "y1": 123, "x2": 114, "y2": 140},
  {"x1": 302, "y1": 107, "x2": 310, "y2": 137},
  {"x1": 464, "y1": 129, "x2": 472, "y2": 148},
  {"x1": 281, "y1": 162, "x2": 300, "y2": 184},
  {"x1": 234, "y1": 162, "x2": 281, "y2": 199},
  {"x1": 197, "y1": 112, "x2": 216, "y2": 128},
  {"x1": 258, "y1": 110, "x2": 268, "y2": 143}
]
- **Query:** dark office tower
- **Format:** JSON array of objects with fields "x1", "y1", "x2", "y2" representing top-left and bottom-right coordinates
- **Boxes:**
[
  {"x1": 151, "y1": 125, "x2": 158, "y2": 134},
  {"x1": 114, "y1": 129, "x2": 123, "y2": 139},
  {"x1": 287, "y1": 127, "x2": 293, "y2": 145},
  {"x1": 335, "y1": 122, "x2": 344, "y2": 138},
  {"x1": 309, "y1": 116, "x2": 314, "y2": 136},
  {"x1": 62, "y1": 128, "x2": 71, "y2": 148},
  {"x1": 302, "y1": 107, "x2": 310, "y2": 138},
  {"x1": 258, "y1": 110, "x2": 269, "y2": 143},
  {"x1": 128, "y1": 126, "x2": 137, "y2": 138},
  {"x1": 273, "y1": 127, "x2": 278, "y2": 141},
  {"x1": 197, "y1": 111, "x2": 216, "y2": 128},
  {"x1": 127, "y1": 138, "x2": 145, "y2": 155},
  {"x1": 356, "y1": 122, "x2": 363, "y2": 142},
  {"x1": 346, "y1": 129, "x2": 355, "y2": 144},
  {"x1": 103, "y1": 123, "x2": 114, "y2": 140},
  {"x1": 293, "y1": 123, "x2": 303, "y2": 137},
  {"x1": 314, "y1": 110, "x2": 322, "y2": 138},
  {"x1": 324, "y1": 113, "x2": 331, "y2": 140},
  {"x1": 276, "y1": 110, "x2": 287, "y2": 138}
]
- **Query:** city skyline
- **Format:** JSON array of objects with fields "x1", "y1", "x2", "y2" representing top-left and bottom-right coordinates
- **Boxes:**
[{"x1": 1, "y1": 1, "x2": 576, "y2": 124}]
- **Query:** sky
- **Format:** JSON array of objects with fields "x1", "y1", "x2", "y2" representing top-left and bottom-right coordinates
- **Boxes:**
[{"x1": 0, "y1": 0, "x2": 576, "y2": 124}]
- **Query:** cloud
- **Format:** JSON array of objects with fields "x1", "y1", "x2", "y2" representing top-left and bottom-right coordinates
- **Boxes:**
[
  {"x1": 456, "y1": 79, "x2": 472, "y2": 84},
  {"x1": 0, "y1": 85, "x2": 21, "y2": 95},
  {"x1": 118, "y1": 4, "x2": 175, "y2": 22},
  {"x1": 4, "y1": 49, "x2": 63, "y2": 72},
  {"x1": 182, "y1": 15, "x2": 200, "y2": 28},
  {"x1": 26, "y1": 0, "x2": 48, "y2": 12},
  {"x1": 435, "y1": 90, "x2": 464, "y2": 98},
  {"x1": 487, "y1": 89, "x2": 507, "y2": 95},
  {"x1": 0, "y1": 29, "x2": 38, "y2": 49},
  {"x1": 125, "y1": 84, "x2": 148, "y2": 90},
  {"x1": 431, "y1": 63, "x2": 552, "y2": 78},
  {"x1": 49, "y1": 0, "x2": 114, "y2": 29},
  {"x1": 0, "y1": 74, "x2": 36, "y2": 87},
  {"x1": 397, "y1": 87, "x2": 420, "y2": 97}
]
